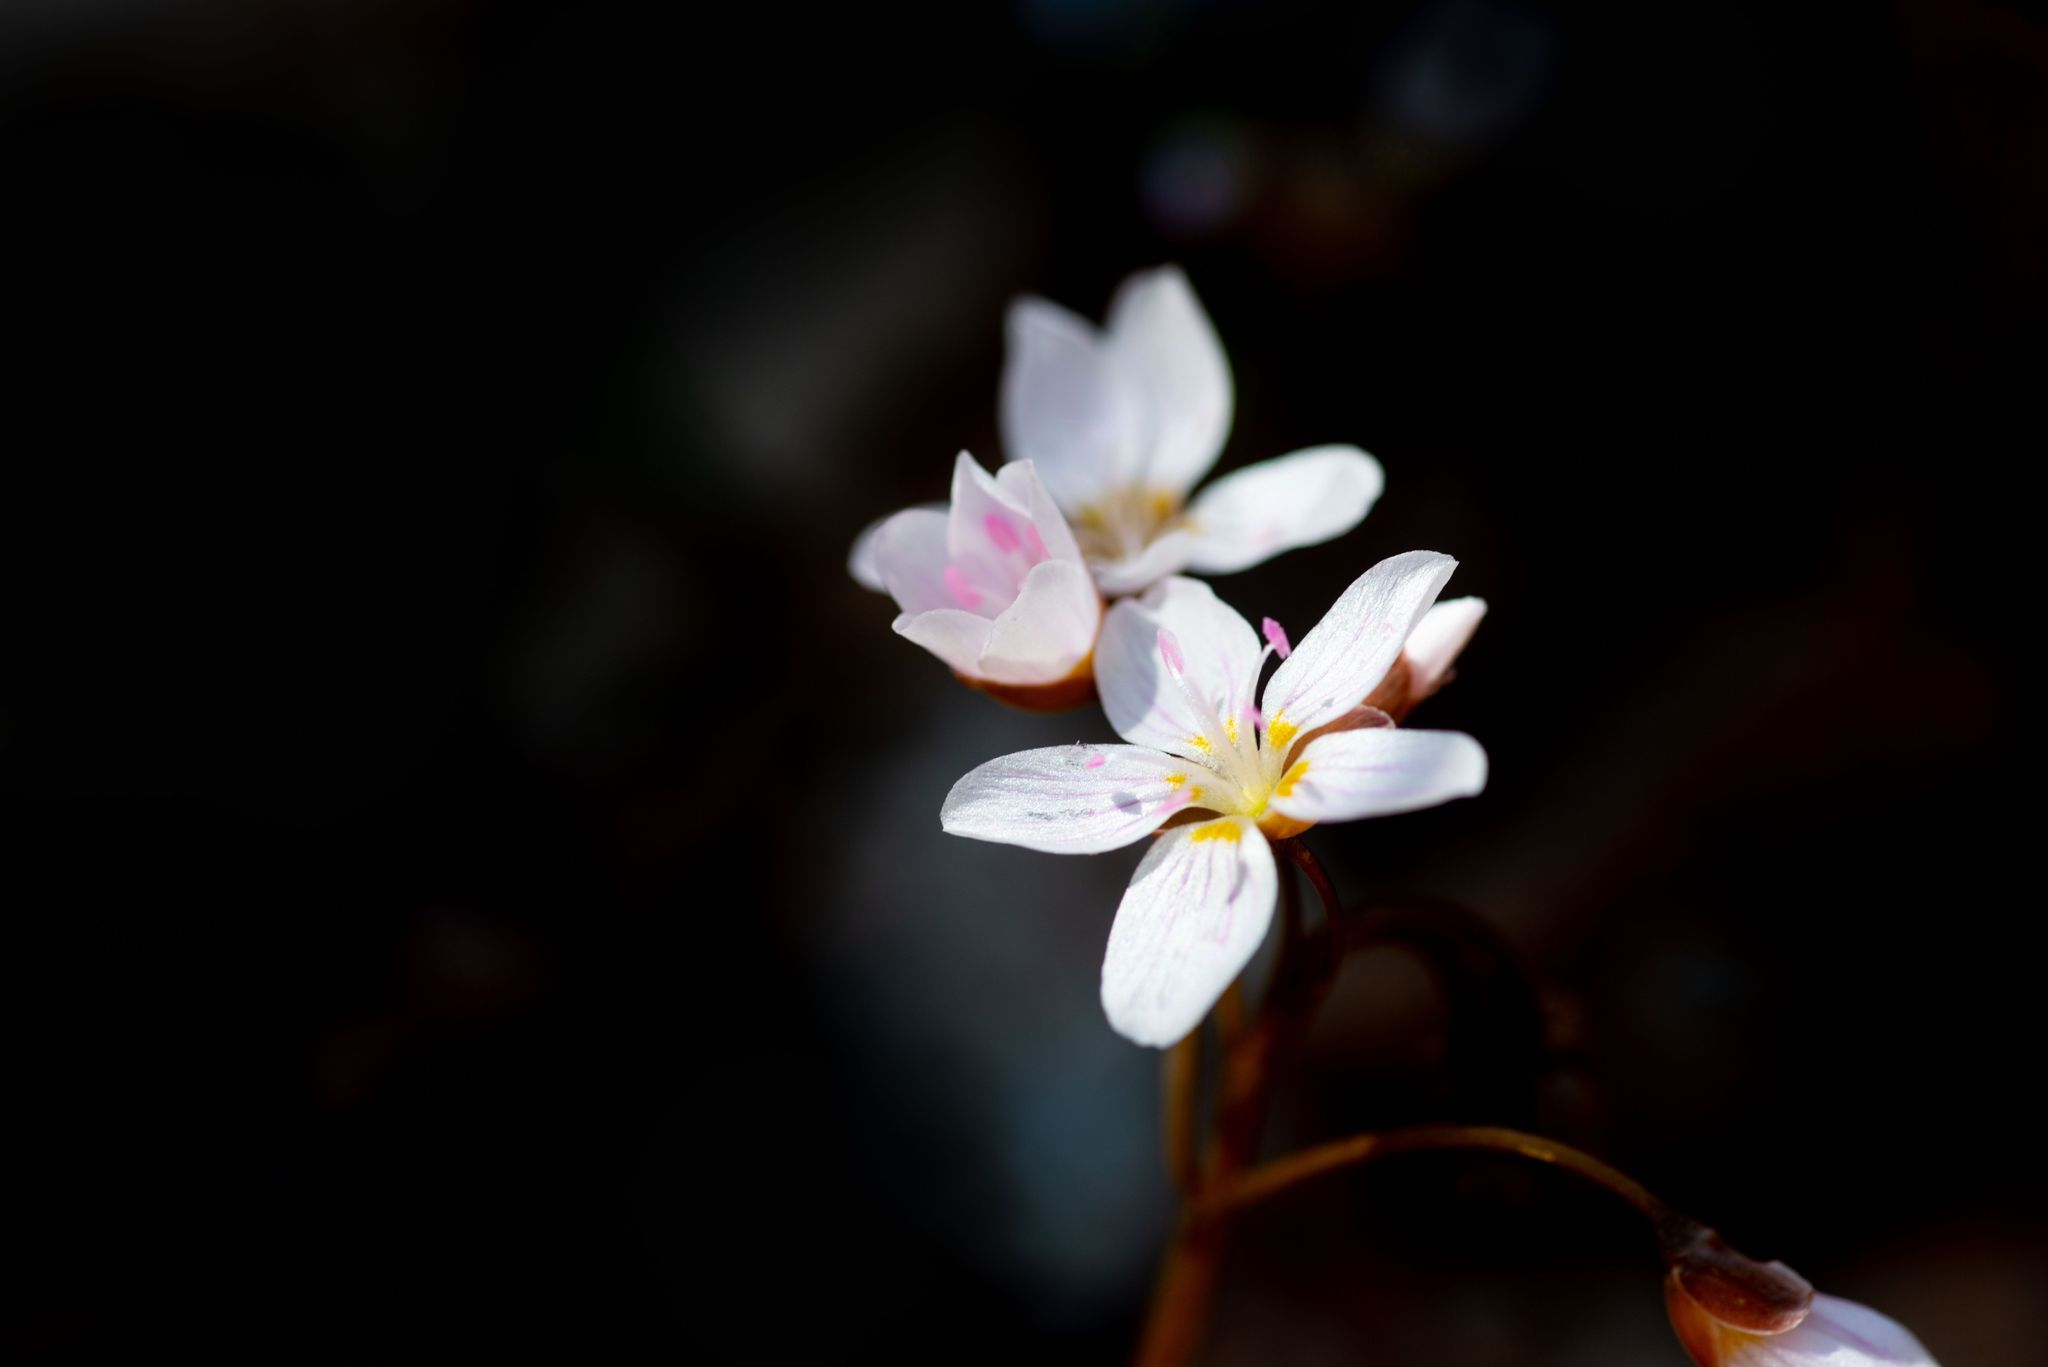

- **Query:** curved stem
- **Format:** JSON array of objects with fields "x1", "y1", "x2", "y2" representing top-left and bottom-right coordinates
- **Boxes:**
[
  {"x1": 1135, "y1": 840, "x2": 1340, "y2": 1366},
  {"x1": 1197, "y1": 1123, "x2": 1699, "y2": 1250},
  {"x1": 1163, "y1": 1032, "x2": 1200, "y2": 1198},
  {"x1": 1277, "y1": 838, "x2": 1342, "y2": 931}
]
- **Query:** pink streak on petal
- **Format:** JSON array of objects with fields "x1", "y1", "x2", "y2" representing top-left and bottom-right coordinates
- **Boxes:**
[
  {"x1": 1084, "y1": 752, "x2": 1108, "y2": 769},
  {"x1": 1261, "y1": 617, "x2": 1292, "y2": 659},
  {"x1": 1024, "y1": 525, "x2": 1049, "y2": 560},
  {"x1": 983, "y1": 514, "x2": 1022, "y2": 555},
  {"x1": 943, "y1": 565, "x2": 981, "y2": 609},
  {"x1": 1157, "y1": 627, "x2": 1186, "y2": 677}
]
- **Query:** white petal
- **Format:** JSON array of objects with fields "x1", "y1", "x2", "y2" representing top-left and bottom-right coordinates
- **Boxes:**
[
  {"x1": 1403, "y1": 596, "x2": 1486, "y2": 695},
  {"x1": 1100, "y1": 816, "x2": 1277, "y2": 1047},
  {"x1": 996, "y1": 459, "x2": 1087, "y2": 567},
  {"x1": 1104, "y1": 266, "x2": 1233, "y2": 496},
  {"x1": 1088, "y1": 527, "x2": 1203, "y2": 597},
  {"x1": 1260, "y1": 550, "x2": 1458, "y2": 740},
  {"x1": 849, "y1": 512, "x2": 893, "y2": 592},
  {"x1": 979, "y1": 557, "x2": 1100, "y2": 684},
  {"x1": 892, "y1": 607, "x2": 993, "y2": 677},
  {"x1": 1097, "y1": 576, "x2": 1263, "y2": 764},
  {"x1": 1181, "y1": 446, "x2": 1385, "y2": 576},
  {"x1": 999, "y1": 297, "x2": 1143, "y2": 510},
  {"x1": 1268, "y1": 727, "x2": 1488, "y2": 824},
  {"x1": 1729, "y1": 1295, "x2": 1938, "y2": 1367},
  {"x1": 868, "y1": 508, "x2": 957, "y2": 614},
  {"x1": 941, "y1": 744, "x2": 1204, "y2": 855}
]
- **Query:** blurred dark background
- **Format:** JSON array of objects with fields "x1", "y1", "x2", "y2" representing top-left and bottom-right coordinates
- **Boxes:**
[{"x1": 3, "y1": 0, "x2": 2042, "y2": 1361}]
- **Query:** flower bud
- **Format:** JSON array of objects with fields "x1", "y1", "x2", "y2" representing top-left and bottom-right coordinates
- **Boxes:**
[{"x1": 1663, "y1": 1235, "x2": 1937, "y2": 1366}]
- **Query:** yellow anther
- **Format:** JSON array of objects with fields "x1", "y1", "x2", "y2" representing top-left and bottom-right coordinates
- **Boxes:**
[
  {"x1": 1189, "y1": 818, "x2": 1241, "y2": 843},
  {"x1": 1276, "y1": 760, "x2": 1310, "y2": 798}
]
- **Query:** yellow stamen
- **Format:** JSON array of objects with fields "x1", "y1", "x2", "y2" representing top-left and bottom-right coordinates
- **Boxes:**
[
  {"x1": 1276, "y1": 760, "x2": 1310, "y2": 798},
  {"x1": 1187, "y1": 735, "x2": 1212, "y2": 753},
  {"x1": 1266, "y1": 711, "x2": 1297, "y2": 754},
  {"x1": 1163, "y1": 773, "x2": 1187, "y2": 788},
  {"x1": 1189, "y1": 818, "x2": 1241, "y2": 843},
  {"x1": 1224, "y1": 716, "x2": 1238, "y2": 745}
]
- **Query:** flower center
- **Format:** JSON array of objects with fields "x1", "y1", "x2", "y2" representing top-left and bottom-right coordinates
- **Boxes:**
[
  {"x1": 1074, "y1": 485, "x2": 1187, "y2": 561},
  {"x1": 1154, "y1": 625, "x2": 1317, "y2": 839}
]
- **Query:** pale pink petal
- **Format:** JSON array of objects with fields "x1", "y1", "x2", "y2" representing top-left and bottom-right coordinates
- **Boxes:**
[
  {"x1": 1097, "y1": 576, "x2": 1263, "y2": 763},
  {"x1": 941, "y1": 744, "x2": 1207, "y2": 855},
  {"x1": 1104, "y1": 266, "x2": 1233, "y2": 497},
  {"x1": 978, "y1": 558, "x2": 1100, "y2": 684},
  {"x1": 1100, "y1": 816, "x2": 1277, "y2": 1047},
  {"x1": 1717, "y1": 1295, "x2": 1938, "y2": 1367},
  {"x1": 945, "y1": 452, "x2": 1039, "y2": 603},
  {"x1": 849, "y1": 514, "x2": 891, "y2": 592},
  {"x1": 1000, "y1": 297, "x2": 1143, "y2": 510},
  {"x1": 1089, "y1": 527, "x2": 1204, "y2": 596},
  {"x1": 892, "y1": 608, "x2": 993, "y2": 677},
  {"x1": 1267, "y1": 727, "x2": 1487, "y2": 825},
  {"x1": 1403, "y1": 596, "x2": 1487, "y2": 695},
  {"x1": 867, "y1": 508, "x2": 957, "y2": 614},
  {"x1": 996, "y1": 459, "x2": 1087, "y2": 567},
  {"x1": 1260, "y1": 550, "x2": 1459, "y2": 740},
  {"x1": 1181, "y1": 445, "x2": 1385, "y2": 576}
]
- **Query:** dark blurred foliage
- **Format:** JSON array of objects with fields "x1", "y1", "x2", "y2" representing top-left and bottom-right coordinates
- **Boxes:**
[{"x1": 3, "y1": 0, "x2": 2043, "y2": 1361}]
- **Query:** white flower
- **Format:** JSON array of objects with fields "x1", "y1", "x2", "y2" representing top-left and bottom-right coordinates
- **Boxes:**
[
  {"x1": 1001, "y1": 266, "x2": 1385, "y2": 595},
  {"x1": 941, "y1": 552, "x2": 1487, "y2": 1046},
  {"x1": 863, "y1": 453, "x2": 1102, "y2": 708},
  {"x1": 1666, "y1": 1272, "x2": 1938, "y2": 1367}
]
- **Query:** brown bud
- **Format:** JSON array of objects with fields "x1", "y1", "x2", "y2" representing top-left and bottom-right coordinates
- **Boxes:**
[
  {"x1": 1666, "y1": 1229, "x2": 1814, "y2": 1336},
  {"x1": 1361, "y1": 655, "x2": 1418, "y2": 721}
]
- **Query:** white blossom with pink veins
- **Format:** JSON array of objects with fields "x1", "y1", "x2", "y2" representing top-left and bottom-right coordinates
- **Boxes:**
[
  {"x1": 1667, "y1": 1276, "x2": 1939, "y2": 1367},
  {"x1": 860, "y1": 453, "x2": 1101, "y2": 698},
  {"x1": 999, "y1": 266, "x2": 1384, "y2": 595},
  {"x1": 941, "y1": 552, "x2": 1486, "y2": 1046}
]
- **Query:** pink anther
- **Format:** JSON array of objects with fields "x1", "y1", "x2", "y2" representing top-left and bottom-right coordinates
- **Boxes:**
[
  {"x1": 1261, "y1": 617, "x2": 1292, "y2": 659},
  {"x1": 983, "y1": 514, "x2": 1022, "y2": 555},
  {"x1": 944, "y1": 565, "x2": 981, "y2": 609},
  {"x1": 1156, "y1": 627, "x2": 1186, "y2": 676}
]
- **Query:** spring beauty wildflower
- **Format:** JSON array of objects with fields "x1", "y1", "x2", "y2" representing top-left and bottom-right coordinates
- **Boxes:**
[
  {"x1": 861, "y1": 453, "x2": 1101, "y2": 709},
  {"x1": 1666, "y1": 1269, "x2": 1937, "y2": 1367},
  {"x1": 941, "y1": 552, "x2": 1486, "y2": 1045},
  {"x1": 1000, "y1": 266, "x2": 1385, "y2": 595}
]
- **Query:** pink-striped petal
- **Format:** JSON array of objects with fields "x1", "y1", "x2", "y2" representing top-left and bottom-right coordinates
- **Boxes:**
[
  {"x1": 1100, "y1": 815, "x2": 1277, "y2": 1047},
  {"x1": 941, "y1": 744, "x2": 1206, "y2": 855}
]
